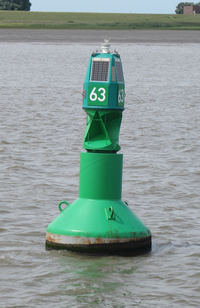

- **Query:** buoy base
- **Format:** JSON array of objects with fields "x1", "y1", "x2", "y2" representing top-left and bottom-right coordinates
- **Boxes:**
[
  {"x1": 46, "y1": 152, "x2": 152, "y2": 256},
  {"x1": 46, "y1": 235, "x2": 151, "y2": 256},
  {"x1": 46, "y1": 197, "x2": 151, "y2": 256}
]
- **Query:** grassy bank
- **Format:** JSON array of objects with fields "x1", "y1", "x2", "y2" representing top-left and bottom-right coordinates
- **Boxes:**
[{"x1": 0, "y1": 11, "x2": 200, "y2": 30}]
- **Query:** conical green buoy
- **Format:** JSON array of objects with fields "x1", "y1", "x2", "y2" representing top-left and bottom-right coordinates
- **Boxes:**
[{"x1": 46, "y1": 41, "x2": 151, "y2": 255}]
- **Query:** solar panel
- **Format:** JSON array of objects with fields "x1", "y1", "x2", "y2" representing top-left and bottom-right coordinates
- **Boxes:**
[
  {"x1": 91, "y1": 60, "x2": 110, "y2": 81},
  {"x1": 115, "y1": 60, "x2": 124, "y2": 83}
]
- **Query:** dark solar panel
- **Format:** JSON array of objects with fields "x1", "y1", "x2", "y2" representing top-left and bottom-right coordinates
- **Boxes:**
[
  {"x1": 91, "y1": 61, "x2": 109, "y2": 81},
  {"x1": 115, "y1": 60, "x2": 124, "y2": 83}
]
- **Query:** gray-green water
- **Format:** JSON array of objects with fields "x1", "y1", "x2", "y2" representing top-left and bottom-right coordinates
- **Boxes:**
[{"x1": 0, "y1": 30, "x2": 200, "y2": 307}]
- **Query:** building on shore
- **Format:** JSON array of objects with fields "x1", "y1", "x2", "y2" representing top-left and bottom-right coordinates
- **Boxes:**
[{"x1": 184, "y1": 6, "x2": 200, "y2": 14}]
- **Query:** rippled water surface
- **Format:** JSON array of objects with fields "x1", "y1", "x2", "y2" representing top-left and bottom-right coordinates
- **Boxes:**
[{"x1": 0, "y1": 30, "x2": 200, "y2": 307}]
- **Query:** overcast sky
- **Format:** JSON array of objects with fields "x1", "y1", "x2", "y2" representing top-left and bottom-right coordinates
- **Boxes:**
[{"x1": 31, "y1": 0, "x2": 180, "y2": 14}]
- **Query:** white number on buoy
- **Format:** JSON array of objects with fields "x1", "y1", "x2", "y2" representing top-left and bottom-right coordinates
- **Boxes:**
[
  {"x1": 89, "y1": 87, "x2": 98, "y2": 101},
  {"x1": 90, "y1": 87, "x2": 106, "y2": 102},
  {"x1": 98, "y1": 88, "x2": 106, "y2": 102},
  {"x1": 118, "y1": 89, "x2": 124, "y2": 103}
]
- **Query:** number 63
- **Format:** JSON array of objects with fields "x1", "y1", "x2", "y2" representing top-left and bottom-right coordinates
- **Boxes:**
[{"x1": 90, "y1": 87, "x2": 106, "y2": 102}]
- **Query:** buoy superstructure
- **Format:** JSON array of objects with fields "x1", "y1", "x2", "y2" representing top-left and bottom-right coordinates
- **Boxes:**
[{"x1": 46, "y1": 42, "x2": 151, "y2": 255}]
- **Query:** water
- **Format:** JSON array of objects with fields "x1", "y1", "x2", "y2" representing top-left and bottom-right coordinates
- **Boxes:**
[{"x1": 0, "y1": 30, "x2": 200, "y2": 307}]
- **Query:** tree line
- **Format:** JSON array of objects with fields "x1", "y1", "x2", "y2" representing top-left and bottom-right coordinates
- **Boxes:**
[
  {"x1": 1, "y1": 1, "x2": 200, "y2": 14},
  {"x1": 176, "y1": 2, "x2": 200, "y2": 14},
  {"x1": 0, "y1": 0, "x2": 31, "y2": 11}
]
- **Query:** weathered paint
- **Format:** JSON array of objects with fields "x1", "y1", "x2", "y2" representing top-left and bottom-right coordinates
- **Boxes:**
[
  {"x1": 46, "y1": 198, "x2": 151, "y2": 240},
  {"x1": 46, "y1": 232, "x2": 151, "y2": 255},
  {"x1": 46, "y1": 232, "x2": 150, "y2": 245}
]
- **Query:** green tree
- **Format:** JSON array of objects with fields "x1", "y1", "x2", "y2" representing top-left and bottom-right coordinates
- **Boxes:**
[
  {"x1": 175, "y1": 2, "x2": 194, "y2": 14},
  {"x1": 19, "y1": 0, "x2": 31, "y2": 10},
  {"x1": 0, "y1": 0, "x2": 31, "y2": 10}
]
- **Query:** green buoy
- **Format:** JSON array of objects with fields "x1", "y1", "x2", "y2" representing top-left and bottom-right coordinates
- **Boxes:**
[{"x1": 46, "y1": 41, "x2": 151, "y2": 255}]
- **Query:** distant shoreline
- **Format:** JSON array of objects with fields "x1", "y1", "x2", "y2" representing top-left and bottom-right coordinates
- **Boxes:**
[
  {"x1": 0, "y1": 11, "x2": 200, "y2": 30},
  {"x1": 1, "y1": 29, "x2": 200, "y2": 44}
]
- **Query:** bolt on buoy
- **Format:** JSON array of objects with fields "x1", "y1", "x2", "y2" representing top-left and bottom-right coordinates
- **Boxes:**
[{"x1": 46, "y1": 42, "x2": 152, "y2": 255}]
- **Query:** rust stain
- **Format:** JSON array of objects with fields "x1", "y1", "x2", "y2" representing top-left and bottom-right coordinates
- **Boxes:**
[
  {"x1": 46, "y1": 233, "x2": 62, "y2": 244},
  {"x1": 46, "y1": 232, "x2": 151, "y2": 245},
  {"x1": 130, "y1": 232, "x2": 137, "y2": 237},
  {"x1": 93, "y1": 237, "x2": 106, "y2": 244},
  {"x1": 78, "y1": 237, "x2": 92, "y2": 245}
]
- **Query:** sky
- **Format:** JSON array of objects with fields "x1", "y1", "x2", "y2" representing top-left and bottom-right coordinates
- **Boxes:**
[{"x1": 31, "y1": 0, "x2": 180, "y2": 14}]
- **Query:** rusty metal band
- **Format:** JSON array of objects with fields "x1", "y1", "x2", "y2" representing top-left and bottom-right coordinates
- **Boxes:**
[{"x1": 46, "y1": 232, "x2": 150, "y2": 245}]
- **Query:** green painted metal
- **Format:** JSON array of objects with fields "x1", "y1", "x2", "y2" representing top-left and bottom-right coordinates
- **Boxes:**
[
  {"x1": 117, "y1": 84, "x2": 125, "y2": 107},
  {"x1": 46, "y1": 43, "x2": 152, "y2": 254},
  {"x1": 105, "y1": 206, "x2": 115, "y2": 220},
  {"x1": 58, "y1": 200, "x2": 70, "y2": 212},
  {"x1": 79, "y1": 153, "x2": 122, "y2": 200},
  {"x1": 46, "y1": 198, "x2": 151, "y2": 239},
  {"x1": 88, "y1": 84, "x2": 109, "y2": 106},
  {"x1": 83, "y1": 52, "x2": 125, "y2": 110},
  {"x1": 46, "y1": 152, "x2": 151, "y2": 239},
  {"x1": 83, "y1": 109, "x2": 122, "y2": 152}
]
